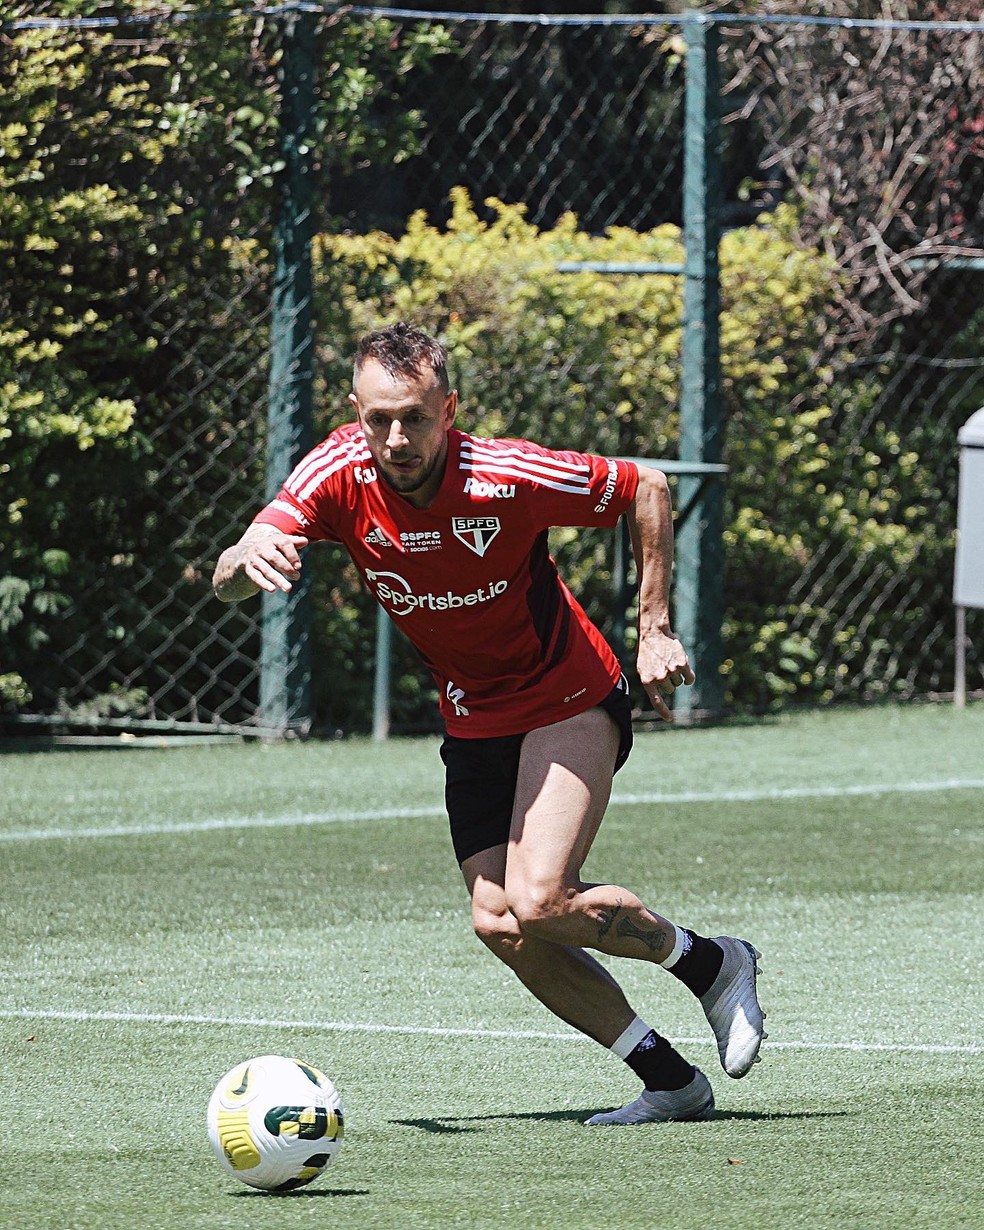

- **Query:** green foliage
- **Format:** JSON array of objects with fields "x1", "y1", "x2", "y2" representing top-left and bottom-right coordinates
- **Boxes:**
[
  {"x1": 57, "y1": 682, "x2": 150, "y2": 722},
  {"x1": 0, "y1": 672, "x2": 32, "y2": 707},
  {"x1": 310, "y1": 191, "x2": 953, "y2": 717},
  {"x1": 1, "y1": 8, "x2": 969, "y2": 725},
  {"x1": 317, "y1": 187, "x2": 683, "y2": 453},
  {"x1": 0, "y1": 6, "x2": 447, "y2": 716}
]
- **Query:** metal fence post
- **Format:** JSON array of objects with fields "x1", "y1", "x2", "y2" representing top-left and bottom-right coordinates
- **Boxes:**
[
  {"x1": 372, "y1": 606, "x2": 393, "y2": 741},
  {"x1": 675, "y1": 12, "x2": 725, "y2": 722},
  {"x1": 260, "y1": 8, "x2": 316, "y2": 734}
]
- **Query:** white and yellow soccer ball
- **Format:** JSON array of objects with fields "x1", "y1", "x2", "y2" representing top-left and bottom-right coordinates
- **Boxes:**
[{"x1": 206, "y1": 1055, "x2": 345, "y2": 1191}]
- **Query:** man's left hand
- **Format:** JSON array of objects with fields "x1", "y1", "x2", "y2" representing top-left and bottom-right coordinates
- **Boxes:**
[{"x1": 637, "y1": 630, "x2": 695, "y2": 722}]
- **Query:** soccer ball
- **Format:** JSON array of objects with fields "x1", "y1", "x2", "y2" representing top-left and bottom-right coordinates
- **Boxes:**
[{"x1": 206, "y1": 1055, "x2": 345, "y2": 1191}]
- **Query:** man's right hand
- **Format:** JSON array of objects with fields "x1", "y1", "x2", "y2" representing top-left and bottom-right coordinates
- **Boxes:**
[{"x1": 213, "y1": 526, "x2": 309, "y2": 602}]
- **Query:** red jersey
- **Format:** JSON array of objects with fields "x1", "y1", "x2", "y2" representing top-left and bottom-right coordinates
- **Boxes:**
[{"x1": 254, "y1": 424, "x2": 639, "y2": 737}]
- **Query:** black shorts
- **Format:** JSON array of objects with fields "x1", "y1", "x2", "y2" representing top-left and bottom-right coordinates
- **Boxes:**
[{"x1": 439, "y1": 679, "x2": 633, "y2": 866}]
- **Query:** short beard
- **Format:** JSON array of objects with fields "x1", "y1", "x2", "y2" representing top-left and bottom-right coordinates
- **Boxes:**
[{"x1": 378, "y1": 455, "x2": 439, "y2": 497}]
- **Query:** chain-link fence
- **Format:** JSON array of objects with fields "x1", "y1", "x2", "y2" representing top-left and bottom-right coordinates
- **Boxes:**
[
  {"x1": 718, "y1": 11, "x2": 984, "y2": 707},
  {"x1": 2, "y1": 5, "x2": 982, "y2": 737}
]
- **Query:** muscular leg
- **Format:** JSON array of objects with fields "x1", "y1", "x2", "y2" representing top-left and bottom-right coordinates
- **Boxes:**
[
  {"x1": 462, "y1": 843, "x2": 637, "y2": 1048},
  {"x1": 456, "y1": 706, "x2": 765, "y2": 1093},
  {"x1": 462, "y1": 813, "x2": 715, "y2": 1124},
  {"x1": 503, "y1": 705, "x2": 679, "y2": 961}
]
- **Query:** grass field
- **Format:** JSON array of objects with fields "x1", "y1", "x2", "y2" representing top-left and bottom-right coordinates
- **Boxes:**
[{"x1": 1, "y1": 704, "x2": 982, "y2": 1230}]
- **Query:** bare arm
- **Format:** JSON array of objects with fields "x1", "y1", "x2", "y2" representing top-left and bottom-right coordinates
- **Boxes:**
[
  {"x1": 212, "y1": 523, "x2": 309, "y2": 603},
  {"x1": 624, "y1": 465, "x2": 695, "y2": 722}
]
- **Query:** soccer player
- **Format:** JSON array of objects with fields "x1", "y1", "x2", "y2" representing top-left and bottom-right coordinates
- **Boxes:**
[{"x1": 213, "y1": 321, "x2": 765, "y2": 1124}]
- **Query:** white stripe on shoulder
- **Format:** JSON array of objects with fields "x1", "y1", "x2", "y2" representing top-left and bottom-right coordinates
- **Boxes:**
[
  {"x1": 461, "y1": 439, "x2": 593, "y2": 479},
  {"x1": 460, "y1": 459, "x2": 591, "y2": 494},
  {"x1": 288, "y1": 436, "x2": 370, "y2": 501},
  {"x1": 460, "y1": 442, "x2": 592, "y2": 493}
]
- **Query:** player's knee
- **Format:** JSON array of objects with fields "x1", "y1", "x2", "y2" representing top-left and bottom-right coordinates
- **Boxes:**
[
  {"x1": 504, "y1": 880, "x2": 570, "y2": 934},
  {"x1": 472, "y1": 901, "x2": 523, "y2": 965}
]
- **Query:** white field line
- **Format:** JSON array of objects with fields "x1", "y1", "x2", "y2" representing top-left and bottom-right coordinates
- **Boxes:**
[
  {"x1": 0, "y1": 1007, "x2": 980, "y2": 1056},
  {"x1": 3, "y1": 778, "x2": 984, "y2": 843},
  {"x1": 0, "y1": 805, "x2": 446, "y2": 842}
]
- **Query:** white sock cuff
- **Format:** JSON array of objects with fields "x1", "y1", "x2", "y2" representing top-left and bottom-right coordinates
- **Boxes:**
[
  {"x1": 610, "y1": 1015, "x2": 653, "y2": 1060},
  {"x1": 660, "y1": 925, "x2": 689, "y2": 970}
]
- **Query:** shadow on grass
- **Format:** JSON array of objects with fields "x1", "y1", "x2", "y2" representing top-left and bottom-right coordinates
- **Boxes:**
[
  {"x1": 712, "y1": 1109, "x2": 849, "y2": 1123},
  {"x1": 230, "y1": 1188, "x2": 370, "y2": 1199},
  {"x1": 392, "y1": 1109, "x2": 585, "y2": 1133},
  {"x1": 393, "y1": 1108, "x2": 849, "y2": 1134}
]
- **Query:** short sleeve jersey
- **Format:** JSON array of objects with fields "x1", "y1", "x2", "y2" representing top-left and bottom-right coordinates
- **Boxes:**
[{"x1": 254, "y1": 424, "x2": 639, "y2": 738}]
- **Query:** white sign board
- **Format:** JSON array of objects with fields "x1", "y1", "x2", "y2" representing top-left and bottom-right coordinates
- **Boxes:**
[{"x1": 954, "y1": 407, "x2": 984, "y2": 610}]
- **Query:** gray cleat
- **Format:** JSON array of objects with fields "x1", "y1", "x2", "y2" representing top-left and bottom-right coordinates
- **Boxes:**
[
  {"x1": 699, "y1": 936, "x2": 766, "y2": 1078},
  {"x1": 584, "y1": 1068, "x2": 715, "y2": 1126}
]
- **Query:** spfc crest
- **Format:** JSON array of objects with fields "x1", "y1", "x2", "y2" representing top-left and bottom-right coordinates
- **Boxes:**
[{"x1": 452, "y1": 516, "x2": 501, "y2": 558}]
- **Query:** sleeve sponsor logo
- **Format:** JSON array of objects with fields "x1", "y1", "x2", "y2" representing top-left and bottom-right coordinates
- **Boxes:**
[
  {"x1": 364, "y1": 569, "x2": 507, "y2": 616},
  {"x1": 451, "y1": 516, "x2": 501, "y2": 557},
  {"x1": 268, "y1": 498, "x2": 311, "y2": 528},
  {"x1": 594, "y1": 459, "x2": 619, "y2": 513}
]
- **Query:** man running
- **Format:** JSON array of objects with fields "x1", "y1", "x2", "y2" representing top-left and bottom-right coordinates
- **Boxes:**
[{"x1": 213, "y1": 321, "x2": 765, "y2": 1124}]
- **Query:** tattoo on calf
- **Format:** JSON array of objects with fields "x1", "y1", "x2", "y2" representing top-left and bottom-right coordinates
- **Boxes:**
[
  {"x1": 597, "y1": 900, "x2": 669, "y2": 957},
  {"x1": 597, "y1": 899, "x2": 623, "y2": 940},
  {"x1": 616, "y1": 915, "x2": 669, "y2": 954}
]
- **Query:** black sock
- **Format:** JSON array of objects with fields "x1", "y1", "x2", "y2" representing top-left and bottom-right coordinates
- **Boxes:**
[
  {"x1": 624, "y1": 1029, "x2": 695, "y2": 1092},
  {"x1": 667, "y1": 930, "x2": 725, "y2": 998}
]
